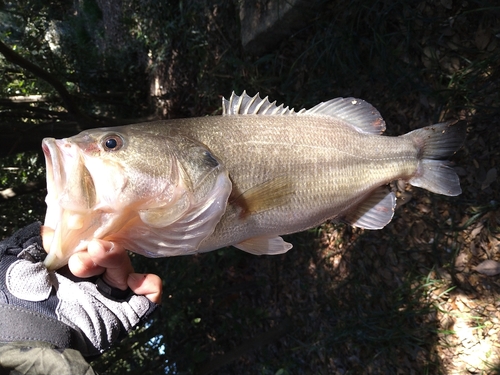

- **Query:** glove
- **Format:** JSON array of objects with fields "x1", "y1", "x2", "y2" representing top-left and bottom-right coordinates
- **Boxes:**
[{"x1": 0, "y1": 222, "x2": 158, "y2": 358}]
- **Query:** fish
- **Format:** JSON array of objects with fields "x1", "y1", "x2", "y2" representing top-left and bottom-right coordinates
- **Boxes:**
[{"x1": 42, "y1": 91, "x2": 465, "y2": 270}]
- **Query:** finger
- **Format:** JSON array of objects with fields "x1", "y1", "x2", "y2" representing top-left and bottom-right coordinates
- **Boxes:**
[
  {"x1": 87, "y1": 239, "x2": 134, "y2": 290},
  {"x1": 128, "y1": 273, "x2": 163, "y2": 304},
  {"x1": 68, "y1": 251, "x2": 105, "y2": 279},
  {"x1": 40, "y1": 226, "x2": 54, "y2": 253}
]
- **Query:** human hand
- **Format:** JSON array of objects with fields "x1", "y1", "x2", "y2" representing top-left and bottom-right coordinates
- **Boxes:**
[
  {"x1": 42, "y1": 226, "x2": 162, "y2": 304},
  {"x1": 67, "y1": 239, "x2": 162, "y2": 304},
  {"x1": 1, "y1": 222, "x2": 161, "y2": 357}
]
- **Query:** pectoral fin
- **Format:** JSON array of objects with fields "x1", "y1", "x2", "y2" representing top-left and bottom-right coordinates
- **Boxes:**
[
  {"x1": 234, "y1": 235, "x2": 293, "y2": 255},
  {"x1": 343, "y1": 186, "x2": 396, "y2": 230},
  {"x1": 230, "y1": 177, "x2": 294, "y2": 218}
]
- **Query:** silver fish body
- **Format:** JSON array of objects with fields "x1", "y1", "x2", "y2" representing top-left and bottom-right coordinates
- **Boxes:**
[{"x1": 42, "y1": 92, "x2": 465, "y2": 269}]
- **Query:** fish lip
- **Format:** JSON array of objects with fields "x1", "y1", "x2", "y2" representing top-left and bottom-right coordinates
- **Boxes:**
[
  {"x1": 42, "y1": 137, "x2": 85, "y2": 192},
  {"x1": 42, "y1": 137, "x2": 86, "y2": 211},
  {"x1": 42, "y1": 137, "x2": 96, "y2": 270},
  {"x1": 42, "y1": 138, "x2": 65, "y2": 199}
]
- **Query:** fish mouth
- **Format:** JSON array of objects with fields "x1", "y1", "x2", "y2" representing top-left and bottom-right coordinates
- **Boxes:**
[
  {"x1": 42, "y1": 137, "x2": 96, "y2": 212},
  {"x1": 42, "y1": 137, "x2": 97, "y2": 270},
  {"x1": 42, "y1": 138, "x2": 65, "y2": 208}
]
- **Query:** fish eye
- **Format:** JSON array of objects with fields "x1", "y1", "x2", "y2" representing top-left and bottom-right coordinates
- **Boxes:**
[{"x1": 102, "y1": 134, "x2": 124, "y2": 151}]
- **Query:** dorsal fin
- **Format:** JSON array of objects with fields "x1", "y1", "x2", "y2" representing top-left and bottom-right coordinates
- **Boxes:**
[
  {"x1": 222, "y1": 91, "x2": 386, "y2": 135},
  {"x1": 222, "y1": 91, "x2": 303, "y2": 116},
  {"x1": 304, "y1": 97, "x2": 386, "y2": 134}
]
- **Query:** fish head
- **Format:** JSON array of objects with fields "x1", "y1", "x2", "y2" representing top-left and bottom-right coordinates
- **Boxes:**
[{"x1": 42, "y1": 125, "x2": 231, "y2": 270}]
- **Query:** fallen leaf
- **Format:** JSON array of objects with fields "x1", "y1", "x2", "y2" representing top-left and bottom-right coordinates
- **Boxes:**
[
  {"x1": 475, "y1": 28, "x2": 491, "y2": 50},
  {"x1": 482, "y1": 168, "x2": 497, "y2": 190},
  {"x1": 470, "y1": 222, "x2": 484, "y2": 239},
  {"x1": 474, "y1": 260, "x2": 500, "y2": 276},
  {"x1": 455, "y1": 252, "x2": 468, "y2": 272}
]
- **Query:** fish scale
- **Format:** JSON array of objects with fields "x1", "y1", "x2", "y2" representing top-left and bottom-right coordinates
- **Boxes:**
[{"x1": 41, "y1": 92, "x2": 465, "y2": 270}]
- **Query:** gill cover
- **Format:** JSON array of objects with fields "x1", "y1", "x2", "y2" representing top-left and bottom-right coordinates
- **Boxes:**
[{"x1": 111, "y1": 135, "x2": 233, "y2": 257}]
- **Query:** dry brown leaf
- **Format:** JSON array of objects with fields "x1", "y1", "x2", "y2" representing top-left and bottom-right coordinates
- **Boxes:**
[
  {"x1": 470, "y1": 222, "x2": 484, "y2": 239},
  {"x1": 455, "y1": 297, "x2": 468, "y2": 312},
  {"x1": 475, "y1": 28, "x2": 491, "y2": 50},
  {"x1": 474, "y1": 260, "x2": 500, "y2": 276},
  {"x1": 482, "y1": 168, "x2": 497, "y2": 190},
  {"x1": 455, "y1": 252, "x2": 468, "y2": 272}
]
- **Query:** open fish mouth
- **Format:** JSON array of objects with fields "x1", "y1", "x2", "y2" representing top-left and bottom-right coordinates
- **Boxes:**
[
  {"x1": 42, "y1": 138, "x2": 64, "y2": 198},
  {"x1": 42, "y1": 137, "x2": 96, "y2": 212},
  {"x1": 42, "y1": 137, "x2": 98, "y2": 270},
  {"x1": 42, "y1": 138, "x2": 67, "y2": 231}
]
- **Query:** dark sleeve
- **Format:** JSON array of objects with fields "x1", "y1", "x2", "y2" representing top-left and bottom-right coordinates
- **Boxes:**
[{"x1": 0, "y1": 341, "x2": 98, "y2": 375}]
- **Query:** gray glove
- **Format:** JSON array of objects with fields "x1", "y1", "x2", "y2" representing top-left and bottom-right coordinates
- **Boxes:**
[{"x1": 0, "y1": 222, "x2": 158, "y2": 358}]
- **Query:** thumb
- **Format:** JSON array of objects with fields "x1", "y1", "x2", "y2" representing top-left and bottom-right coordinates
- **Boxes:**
[{"x1": 127, "y1": 273, "x2": 162, "y2": 304}]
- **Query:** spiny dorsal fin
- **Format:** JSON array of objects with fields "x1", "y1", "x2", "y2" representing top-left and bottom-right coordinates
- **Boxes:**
[
  {"x1": 222, "y1": 91, "x2": 386, "y2": 135},
  {"x1": 222, "y1": 91, "x2": 303, "y2": 116}
]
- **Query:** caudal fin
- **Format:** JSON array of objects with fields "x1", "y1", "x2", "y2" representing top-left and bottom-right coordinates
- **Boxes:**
[{"x1": 406, "y1": 121, "x2": 466, "y2": 196}]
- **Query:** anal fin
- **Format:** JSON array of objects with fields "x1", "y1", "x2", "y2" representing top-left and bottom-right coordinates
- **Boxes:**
[
  {"x1": 343, "y1": 186, "x2": 396, "y2": 230},
  {"x1": 234, "y1": 236, "x2": 293, "y2": 255}
]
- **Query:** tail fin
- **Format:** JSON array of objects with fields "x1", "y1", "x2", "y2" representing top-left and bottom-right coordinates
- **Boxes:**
[{"x1": 406, "y1": 121, "x2": 466, "y2": 196}]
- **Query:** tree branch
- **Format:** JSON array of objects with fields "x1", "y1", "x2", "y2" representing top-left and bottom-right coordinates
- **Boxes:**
[{"x1": 0, "y1": 39, "x2": 97, "y2": 127}]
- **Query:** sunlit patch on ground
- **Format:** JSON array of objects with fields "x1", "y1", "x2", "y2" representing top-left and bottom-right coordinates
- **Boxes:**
[{"x1": 436, "y1": 293, "x2": 500, "y2": 374}]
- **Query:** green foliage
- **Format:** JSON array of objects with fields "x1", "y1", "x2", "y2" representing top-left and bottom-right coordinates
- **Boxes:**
[
  {"x1": 0, "y1": 151, "x2": 46, "y2": 236},
  {"x1": 0, "y1": 152, "x2": 43, "y2": 186},
  {"x1": 0, "y1": 0, "x2": 150, "y2": 130},
  {"x1": 0, "y1": 1, "x2": 65, "y2": 94}
]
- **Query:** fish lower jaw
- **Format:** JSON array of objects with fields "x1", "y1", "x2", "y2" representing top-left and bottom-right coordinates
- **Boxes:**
[
  {"x1": 43, "y1": 238, "x2": 89, "y2": 271},
  {"x1": 43, "y1": 250, "x2": 74, "y2": 272},
  {"x1": 43, "y1": 251, "x2": 61, "y2": 271},
  {"x1": 42, "y1": 209, "x2": 94, "y2": 270}
]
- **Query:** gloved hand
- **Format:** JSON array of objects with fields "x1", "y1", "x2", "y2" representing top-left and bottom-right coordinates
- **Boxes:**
[{"x1": 0, "y1": 222, "x2": 160, "y2": 358}]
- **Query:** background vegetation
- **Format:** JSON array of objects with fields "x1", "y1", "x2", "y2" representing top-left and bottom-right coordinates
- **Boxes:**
[{"x1": 1, "y1": 0, "x2": 499, "y2": 374}]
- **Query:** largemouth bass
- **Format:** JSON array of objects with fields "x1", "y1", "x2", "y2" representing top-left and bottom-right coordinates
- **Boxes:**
[{"x1": 42, "y1": 92, "x2": 465, "y2": 270}]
